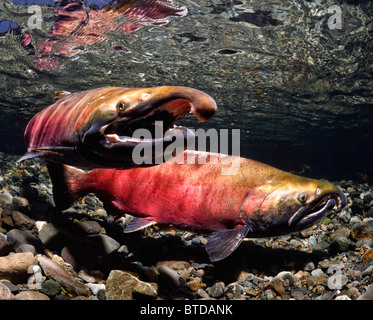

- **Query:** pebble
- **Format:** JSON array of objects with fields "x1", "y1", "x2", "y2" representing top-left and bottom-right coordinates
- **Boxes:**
[
  {"x1": 87, "y1": 234, "x2": 120, "y2": 255},
  {"x1": 312, "y1": 241, "x2": 329, "y2": 251},
  {"x1": 86, "y1": 283, "x2": 105, "y2": 296},
  {"x1": 272, "y1": 279, "x2": 285, "y2": 296},
  {"x1": 264, "y1": 289, "x2": 274, "y2": 300},
  {"x1": 35, "y1": 221, "x2": 47, "y2": 232},
  {"x1": 206, "y1": 281, "x2": 225, "y2": 298},
  {"x1": 318, "y1": 259, "x2": 344, "y2": 270},
  {"x1": 304, "y1": 262, "x2": 315, "y2": 271},
  {"x1": 0, "y1": 280, "x2": 19, "y2": 294},
  {"x1": 0, "y1": 252, "x2": 35, "y2": 283},
  {"x1": 274, "y1": 271, "x2": 295, "y2": 286},
  {"x1": 73, "y1": 220, "x2": 102, "y2": 235},
  {"x1": 311, "y1": 269, "x2": 324, "y2": 276},
  {"x1": 307, "y1": 274, "x2": 328, "y2": 287},
  {"x1": 291, "y1": 289, "x2": 304, "y2": 300},
  {"x1": 329, "y1": 227, "x2": 351, "y2": 240},
  {"x1": 156, "y1": 260, "x2": 191, "y2": 271},
  {"x1": 329, "y1": 235, "x2": 355, "y2": 252},
  {"x1": 37, "y1": 255, "x2": 90, "y2": 296},
  {"x1": 40, "y1": 279, "x2": 62, "y2": 296},
  {"x1": 347, "y1": 287, "x2": 360, "y2": 299},
  {"x1": 15, "y1": 243, "x2": 36, "y2": 255},
  {"x1": 0, "y1": 193, "x2": 13, "y2": 206},
  {"x1": 361, "y1": 265, "x2": 373, "y2": 277},
  {"x1": 78, "y1": 269, "x2": 97, "y2": 283},
  {"x1": 0, "y1": 282, "x2": 14, "y2": 300},
  {"x1": 225, "y1": 282, "x2": 244, "y2": 299},
  {"x1": 335, "y1": 295, "x2": 351, "y2": 300},
  {"x1": 194, "y1": 288, "x2": 209, "y2": 299},
  {"x1": 38, "y1": 223, "x2": 65, "y2": 251},
  {"x1": 186, "y1": 277, "x2": 206, "y2": 292},
  {"x1": 6, "y1": 228, "x2": 44, "y2": 254},
  {"x1": 157, "y1": 265, "x2": 181, "y2": 290},
  {"x1": 12, "y1": 196, "x2": 29, "y2": 207},
  {"x1": 13, "y1": 291, "x2": 50, "y2": 300},
  {"x1": 357, "y1": 283, "x2": 373, "y2": 300},
  {"x1": 351, "y1": 221, "x2": 373, "y2": 240}
]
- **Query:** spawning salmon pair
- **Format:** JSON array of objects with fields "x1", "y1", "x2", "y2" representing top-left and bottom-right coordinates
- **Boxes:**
[{"x1": 19, "y1": 86, "x2": 347, "y2": 261}]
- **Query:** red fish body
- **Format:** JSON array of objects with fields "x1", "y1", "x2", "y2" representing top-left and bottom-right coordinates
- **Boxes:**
[
  {"x1": 62, "y1": 152, "x2": 281, "y2": 231},
  {"x1": 49, "y1": 150, "x2": 347, "y2": 261}
]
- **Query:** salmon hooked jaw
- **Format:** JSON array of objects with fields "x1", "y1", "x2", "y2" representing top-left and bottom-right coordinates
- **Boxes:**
[
  {"x1": 288, "y1": 190, "x2": 347, "y2": 230},
  {"x1": 93, "y1": 96, "x2": 213, "y2": 166},
  {"x1": 100, "y1": 98, "x2": 199, "y2": 145}
]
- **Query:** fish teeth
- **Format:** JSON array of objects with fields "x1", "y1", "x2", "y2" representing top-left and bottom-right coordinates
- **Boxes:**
[{"x1": 105, "y1": 134, "x2": 121, "y2": 143}]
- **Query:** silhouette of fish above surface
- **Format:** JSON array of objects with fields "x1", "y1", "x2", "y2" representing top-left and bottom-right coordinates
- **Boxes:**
[{"x1": 46, "y1": 150, "x2": 347, "y2": 262}]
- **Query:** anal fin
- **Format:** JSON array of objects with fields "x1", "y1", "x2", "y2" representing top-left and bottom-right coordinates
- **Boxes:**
[
  {"x1": 124, "y1": 217, "x2": 157, "y2": 233},
  {"x1": 205, "y1": 225, "x2": 249, "y2": 262}
]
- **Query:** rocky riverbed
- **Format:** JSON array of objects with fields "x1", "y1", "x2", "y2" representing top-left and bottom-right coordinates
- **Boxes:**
[{"x1": 0, "y1": 152, "x2": 373, "y2": 300}]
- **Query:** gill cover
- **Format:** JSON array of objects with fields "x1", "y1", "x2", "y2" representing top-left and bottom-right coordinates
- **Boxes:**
[{"x1": 205, "y1": 181, "x2": 278, "y2": 262}]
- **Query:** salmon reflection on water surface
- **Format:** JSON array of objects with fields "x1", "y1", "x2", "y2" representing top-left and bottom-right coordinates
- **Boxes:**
[{"x1": 19, "y1": 0, "x2": 187, "y2": 70}]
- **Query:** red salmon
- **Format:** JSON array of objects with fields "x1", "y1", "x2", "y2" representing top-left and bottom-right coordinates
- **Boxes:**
[{"x1": 47, "y1": 150, "x2": 347, "y2": 261}]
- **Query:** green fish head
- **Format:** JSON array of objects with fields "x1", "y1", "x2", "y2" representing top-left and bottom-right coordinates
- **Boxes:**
[{"x1": 241, "y1": 173, "x2": 348, "y2": 237}]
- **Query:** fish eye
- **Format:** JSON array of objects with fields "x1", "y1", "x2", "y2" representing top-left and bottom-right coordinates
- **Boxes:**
[
  {"x1": 116, "y1": 101, "x2": 127, "y2": 112},
  {"x1": 298, "y1": 192, "x2": 308, "y2": 203}
]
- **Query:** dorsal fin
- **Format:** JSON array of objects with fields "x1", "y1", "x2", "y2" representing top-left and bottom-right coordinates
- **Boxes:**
[{"x1": 54, "y1": 90, "x2": 71, "y2": 101}]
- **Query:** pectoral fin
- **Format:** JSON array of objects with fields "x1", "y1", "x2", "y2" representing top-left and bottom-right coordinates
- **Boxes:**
[
  {"x1": 18, "y1": 147, "x2": 76, "y2": 163},
  {"x1": 17, "y1": 151, "x2": 44, "y2": 163},
  {"x1": 30, "y1": 146, "x2": 76, "y2": 154},
  {"x1": 123, "y1": 217, "x2": 157, "y2": 233},
  {"x1": 205, "y1": 226, "x2": 249, "y2": 262}
]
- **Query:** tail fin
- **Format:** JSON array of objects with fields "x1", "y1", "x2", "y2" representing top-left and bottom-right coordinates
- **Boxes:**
[{"x1": 46, "y1": 162, "x2": 84, "y2": 211}]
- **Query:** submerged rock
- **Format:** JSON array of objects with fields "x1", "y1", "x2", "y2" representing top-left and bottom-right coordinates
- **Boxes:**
[
  {"x1": 37, "y1": 255, "x2": 89, "y2": 296},
  {"x1": 0, "y1": 252, "x2": 34, "y2": 283},
  {"x1": 329, "y1": 235, "x2": 355, "y2": 252},
  {"x1": 0, "y1": 282, "x2": 14, "y2": 300},
  {"x1": 351, "y1": 221, "x2": 373, "y2": 241},
  {"x1": 105, "y1": 270, "x2": 158, "y2": 300},
  {"x1": 13, "y1": 291, "x2": 50, "y2": 300}
]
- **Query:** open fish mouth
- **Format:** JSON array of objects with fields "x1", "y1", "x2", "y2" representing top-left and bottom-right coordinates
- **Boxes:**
[
  {"x1": 100, "y1": 99, "x2": 191, "y2": 143},
  {"x1": 289, "y1": 191, "x2": 347, "y2": 231},
  {"x1": 101, "y1": 97, "x2": 206, "y2": 146}
]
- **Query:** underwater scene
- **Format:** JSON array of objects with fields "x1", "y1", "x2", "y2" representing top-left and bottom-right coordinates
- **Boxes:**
[{"x1": 0, "y1": 0, "x2": 372, "y2": 302}]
